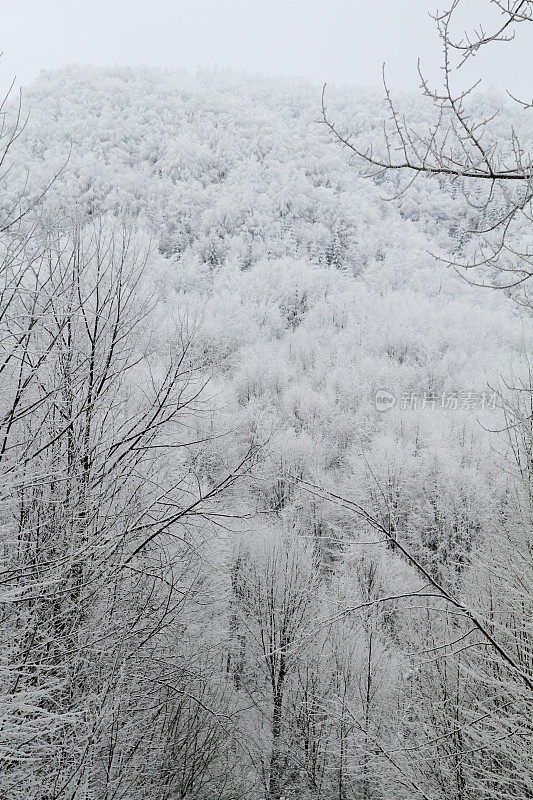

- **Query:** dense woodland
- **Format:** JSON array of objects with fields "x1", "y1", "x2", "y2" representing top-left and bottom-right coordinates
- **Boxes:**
[{"x1": 0, "y1": 66, "x2": 531, "y2": 799}]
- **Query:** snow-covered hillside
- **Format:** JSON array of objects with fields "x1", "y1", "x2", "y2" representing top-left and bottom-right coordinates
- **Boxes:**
[{"x1": 1, "y1": 67, "x2": 531, "y2": 800}]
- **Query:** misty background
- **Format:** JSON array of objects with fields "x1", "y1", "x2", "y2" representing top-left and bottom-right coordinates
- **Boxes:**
[{"x1": 3, "y1": 0, "x2": 531, "y2": 94}]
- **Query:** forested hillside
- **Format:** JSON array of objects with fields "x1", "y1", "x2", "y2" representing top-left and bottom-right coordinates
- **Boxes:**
[{"x1": 1, "y1": 67, "x2": 531, "y2": 800}]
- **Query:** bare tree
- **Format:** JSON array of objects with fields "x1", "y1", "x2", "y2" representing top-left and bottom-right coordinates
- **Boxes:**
[
  {"x1": 0, "y1": 217, "x2": 257, "y2": 799},
  {"x1": 231, "y1": 525, "x2": 321, "y2": 800},
  {"x1": 322, "y1": 0, "x2": 532, "y2": 290}
]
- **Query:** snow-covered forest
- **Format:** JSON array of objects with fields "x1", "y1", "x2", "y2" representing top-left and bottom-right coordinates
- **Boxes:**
[{"x1": 1, "y1": 31, "x2": 531, "y2": 800}]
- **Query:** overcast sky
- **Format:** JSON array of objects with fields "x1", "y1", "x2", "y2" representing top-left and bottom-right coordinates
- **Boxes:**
[{"x1": 2, "y1": 0, "x2": 531, "y2": 95}]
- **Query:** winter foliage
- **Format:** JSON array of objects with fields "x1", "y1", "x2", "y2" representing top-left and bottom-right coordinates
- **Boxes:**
[{"x1": 0, "y1": 66, "x2": 531, "y2": 800}]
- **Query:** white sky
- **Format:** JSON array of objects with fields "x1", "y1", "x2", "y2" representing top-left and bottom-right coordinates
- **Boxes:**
[{"x1": 2, "y1": 0, "x2": 531, "y2": 95}]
